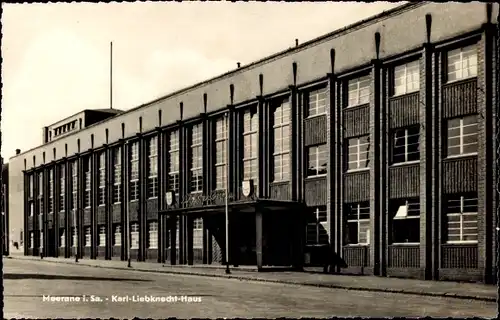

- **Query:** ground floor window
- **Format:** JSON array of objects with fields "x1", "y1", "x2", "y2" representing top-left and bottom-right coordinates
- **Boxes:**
[
  {"x1": 30, "y1": 232, "x2": 34, "y2": 248},
  {"x1": 306, "y1": 206, "x2": 328, "y2": 245},
  {"x1": 114, "y1": 225, "x2": 121, "y2": 246},
  {"x1": 60, "y1": 229, "x2": 65, "y2": 247},
  {"x1": 345, "y1": 202, "x2": 370, "y2": 245},
  {"x1": 99, "y1": 226, "x2": 106, "y2": 247},
  {"x1": 72, "y1": 227, "x2": 78, "y2": 247},
  {"x1": 193, "y1": 218, "x2": 203, "y2": 249},
  {"x1": 148, "y1": 221, "x2": 158, "y2": 249},
  {"x1": 130, "y1": 223, "x2": 139, "y2": 249},
  {"x1": 390, "y1": 198, "x2": 420, "y2": 244},
  {"x1": 84, "y1": 227, "x2": 91, "y2": 247},
  {"x1": 445, "y1": 193, "x2": 478, "y2": 243},
  {"x1": 40, "y1": 231, "x2": 44, "y2": 248}
]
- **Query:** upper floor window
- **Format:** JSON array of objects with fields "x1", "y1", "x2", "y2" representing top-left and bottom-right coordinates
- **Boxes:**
[
  {"x1": 71, "y1": 161, "x2": 78, "y2": 210},
  {"x1": 38, "y1": 172, "x2": 43, "y2": 197},
  {"x1": 113, "y1": 147, "x2": 122, "y2": 204},
  {"x1": 447, "y1": 45, "x2": 477, "y2": 82},
  {"x1": 129, "y1": 142, "x2": 139, "y2": 201},
  {"x1": 306, "y1": 144, "x2": 327, "y2": 177},
  {"x1": 84, "y1": 227, "x2": 91, "y2": 247},
  {"x1": 347, "y1": 75, "x2": 370, "y2": 107},
  {"x1": 446, "y1": 115, "x2": 478, "y2": 157},
  {"x1": 99, "y1": 226, "x2": 106, "y2": 247},
  {"x1": 273, "y1": 97, "x2": 291, "y2": 182},
  {"x1": 306, "y1": 87, "x2": 327, "y2": 117},
  {"x1": 190, "y1": 124, "x2": 203, "y2": 193},
  {"x1": 48, "y1": 169, "x2": 54, "y2": 213},
  {"x1": 72, "y1": 227, "x2": 78, "y2": 247},
  {"x1": 306, "y1": 206, "x2": 328, "y2": 245},
  {"x1": 113, "y1": 225, "x2": 122, "y2": 246},
  {"x1": 29, "y1": 175, "x2": 34, "y2": 198},
  {"x1": 392, "y1": 126, "x2": 420, "y2": 164},
  {"x1": 215, "y1": 117, "x2": 228, "y2": 190},
  {"x1": 59, "y1": 165, "x2": 65, "y2": 212},
  {"x1": 445, "y1": 193, "x2": 478, "y2": 243},
  {"x1": 84, "y1": 158, "x2": 91, "y2": 208},
  {"x1": 147, "y1": 136, "x2": 158, "y2": 198},
  {"x1": 168, "y1": 130, "x2": 180, "y2": 195},
  {"x1": 60, "y1": 230, "x2": 65, "y2": 248},
  {"x1": 98, "y1": 152, "x2": 106, "y2": 206},
  {"x1": 390, "y1": 198, "x2": 420, "y2": 244},
  {"x1": 346, "y1": 136, "x2": 370, "y2": 171},
  {"x1": 242, "y1": 107, "x2": 259, "y2": 196},
  {"x1": 345, "y1": 202, "x2": 370, "y2": 245},
  {"x1": 393, "y1": 60, "x2": 420, "y2": 96}
]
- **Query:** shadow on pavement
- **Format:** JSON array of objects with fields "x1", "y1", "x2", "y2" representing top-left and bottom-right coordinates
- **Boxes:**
[{"x1": 4, "y1": 273, "x2": 152, "y2": 282}]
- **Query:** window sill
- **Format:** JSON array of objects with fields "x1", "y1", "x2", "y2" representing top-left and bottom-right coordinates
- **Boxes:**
[
  {"x1": 113, "y1": 202, "x2": 121, "y2": 205},
  {"x1": 98, "y1": 205, "x2": 105, "y2": 207},
  {"x1": 305, "y1": 114, "x2": 327, "y2": 120},
  {"x1": 390, "y1": 160, "x2": 420, "y2": 168},
  {"x1": 148, "y1": 197, "x2": 158, "y2": 200},
  {"x1": 390, "y1": 243, "x2": 420, "y2": 246},
  {"x1": 305, "y1": 174, "x2": 327, "y2": 180},
  {"x1": 444, "y1": 241, "x2": 478, "y2": 245},
  {"x1": 148, "y1": 247, "x2": 158, "y2": 250},
  {"x1": 443, "y1": 76, "x2": 477, "y2": 86},
  {"x1": 343, "y1": 243, "x2": 370, "y2": 247},
  {"x1": 390, "y1": 91, "x2": 420, "y2": 99},
  {"x1": 346, "y1": 168, "x2": 370, "y2": 174},
  {"x1": 130, "y1": 200, "x2": 139, "y2": 203},
  {"x1": 344, "y1": 103, "x2": 370, "y2": 110},
  {"x1": 444, "y1": 153, "x2": 478, "y2": 161}
]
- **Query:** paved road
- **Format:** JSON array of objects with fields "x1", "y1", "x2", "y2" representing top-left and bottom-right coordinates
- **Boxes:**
[{"x1": 3, "y1": 259, "x2": 496, "y2": 319}]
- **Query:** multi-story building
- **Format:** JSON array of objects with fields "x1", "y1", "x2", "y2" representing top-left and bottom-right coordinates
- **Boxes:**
[{"x1": 8, "y1": 2, "x2": 499, "y2": 283}]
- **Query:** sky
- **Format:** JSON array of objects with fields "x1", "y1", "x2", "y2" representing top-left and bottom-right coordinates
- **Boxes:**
[{"x1": 1, "y1": 1, "x2": 402, "y2": 161}]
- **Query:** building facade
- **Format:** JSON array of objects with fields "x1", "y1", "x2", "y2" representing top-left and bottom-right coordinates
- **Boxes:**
[{"x1": 8, "y1": 2, "x2": 499, "y2": 283}]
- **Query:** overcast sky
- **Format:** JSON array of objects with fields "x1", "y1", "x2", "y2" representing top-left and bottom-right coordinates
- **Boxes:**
[{"x1": 1, "y1": 1, "x2": 402, "y2": 160}]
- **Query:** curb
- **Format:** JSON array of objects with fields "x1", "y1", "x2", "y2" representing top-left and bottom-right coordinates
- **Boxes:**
[{"x1": 7, "y1": 256, "x2": 496, "y2": 303}]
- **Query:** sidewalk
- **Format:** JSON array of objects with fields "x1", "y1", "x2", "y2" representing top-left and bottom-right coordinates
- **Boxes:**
[{"x1": 7, "y1": 255, "x2": 497, "y2": 302}]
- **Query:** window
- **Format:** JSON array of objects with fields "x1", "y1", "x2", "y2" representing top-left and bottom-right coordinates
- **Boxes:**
[
  {"x1": 168, "y1": 130, "x2": 180, "y2": 195},
  {"x1": 40, "y1": 231, "x2": 44, "y2": 248},
  {"x1": 29, "y1": 202, "x2": 34, "y2": 216},
  {"x1": 193, "y1": 218, "x2": 203, "y2": 249},
  {"x1": 306, "y1": 87, "x2": 327, "y2": 117},
  {"x1": 60, "y1": 230, "x2": 65, "y2": 247},
  {"x1": 175, "y1": 218, "x2": 180, "y2": 249},
  {"x1": 59, "y1": 165, "x2": 65, "y2": 212},
  {"x1": 215, "y1": 117, "x2": 228, "y2": 190},
  {"x1": 114, "y1": 225, "x2": 122, "y2": 246},
  {"x1": 445, "y1": 194, "x2": 478, "y2": 243},
  {"x1": 29, "y1": 175, "x2": 34, "y2": 198},
  {"x1": 30, "y1": 232, "x2": 34, "y2": 248},
  {"x1": 242, "y1": 107, "x2": 259, "y2": 196},
  {"x1": 71, "y1": 161, "x2": 78, "y2": 210},
  {"x1": 98, "y1": 153, "x2": 106, "y2": 206},
  {"x1": 446, "y1": 115, "x2": 478, "y2": 157},
  {"x1": 306, "y1": 206, "x2": 328, "y2": 245},
  {"x1": 72, "y1": 227, "x2": 78, "y2": 247},
  {"x1": 347, "y1": 75, "x2": 370, "y2": 107},
  {"x1": 392, "y1": 126, "x2": 420, "y2": 164},
  {"x1": 84, "y1": 158, "x2": 91, "y2": 208},
  {"x1": 99, "y1": 226, "x2": 106, "y2": 247},
  {"x1": 130, "y1": 223, "x2": 139, "y2": 249},
  {"x1": 346, "y1": 136, "x2": 370, "y2": 170},
  {"x1": 147, "y1": 136, "x2": 158, "y2": 198},
  {"x1": 48, "y1": 169, "x2": 54, "y2": 213},
  {"x1": 148, "y1": 221, "x2": 158, "y2": 249},
  {"x1": 306, "y1": 144, "x2": 327, "y2": 177},
  {"x1": 129, "y1": 142, "x2": 139, "y2": 201},
  {"x1": 38, "y1": 172, "x2": 44, "y2": 215},
  {"x1": 273, "y1": 98, "x2": 291, "y2": 182},
  {"x1": 390, "y1": 198, "x2": 420, "y2": 244},
  {"x1": 393, "y1": 61, "x2": 420, "y2": 96},
  {"x1": 85, "y1": 227, "x2": 91, "y2": 247},
  {"x1": 190, "y1": 124, "x2": 203, "y2": 193},
  {"x1": 447, "y1": 45, "x2": 477, "y2": 82},
  {"x1": 113, "y1": 148, "x2": 122, "y2": 204},
  {"x1": 345, "y1": 202, "x2": 370, "y2": 245}
]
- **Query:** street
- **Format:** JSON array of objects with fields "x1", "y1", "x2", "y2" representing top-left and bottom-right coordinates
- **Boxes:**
[{"x1": 3, "y1": 259, "x2": 496, "y2": 318}]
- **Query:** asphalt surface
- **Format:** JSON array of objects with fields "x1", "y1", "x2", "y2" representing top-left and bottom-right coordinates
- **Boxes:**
[{"x1": 3, "y1": 259, "x2": 496, "y2": 319}]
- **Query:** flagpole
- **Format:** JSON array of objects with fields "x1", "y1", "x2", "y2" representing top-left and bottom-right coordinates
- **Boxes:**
[
  {"x1": 110, "y1": 41, "x2": 113, "y2": 110},
  {"x1": 225, "y1": 112, "x2": 231, "y2": 274}
]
